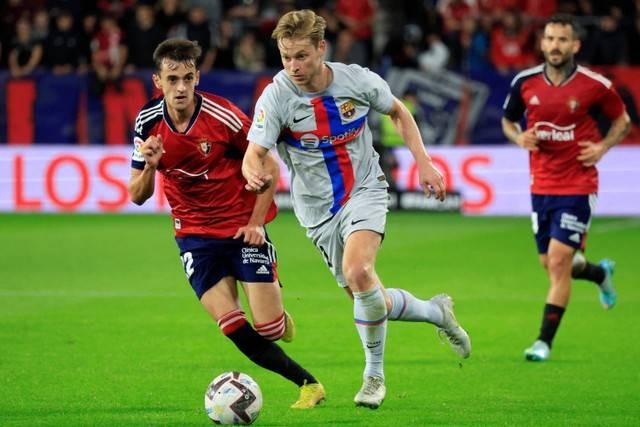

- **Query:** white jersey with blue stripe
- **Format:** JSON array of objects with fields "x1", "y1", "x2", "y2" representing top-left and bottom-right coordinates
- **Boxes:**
[{"x1": 248, "y1": 62, "x2": 393, "y2": 228}]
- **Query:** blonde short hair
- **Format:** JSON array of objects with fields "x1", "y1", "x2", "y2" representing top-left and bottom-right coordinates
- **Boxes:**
[{"x1": 272, "y1": 9, "x2": 326, "y2": 46}]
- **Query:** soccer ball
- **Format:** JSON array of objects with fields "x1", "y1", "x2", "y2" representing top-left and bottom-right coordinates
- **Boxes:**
[{"x1": 204, "y1": 371, "x2": 262, "y2": 425}]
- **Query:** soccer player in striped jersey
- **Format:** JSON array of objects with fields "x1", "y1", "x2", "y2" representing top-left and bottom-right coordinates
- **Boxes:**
[
  {"x1": 127, "y1": 38, "x2": 324, "y2": 408},
  {"x1": 502, "y1": 14, "x2": 630, "y2": 362},
  {"x1": 243, "y1": 10, "x2": 471, "y2": 409}
]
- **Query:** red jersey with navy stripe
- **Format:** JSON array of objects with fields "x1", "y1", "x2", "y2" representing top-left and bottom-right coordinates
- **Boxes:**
[
  {"x1": 131, "y1": 91, "x2": 277, "y2": 237},
  {"x1": 503, "y1": 64, "x2": 625, "y2": 195}
]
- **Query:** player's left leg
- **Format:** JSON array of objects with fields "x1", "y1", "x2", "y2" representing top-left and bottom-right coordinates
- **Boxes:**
[
  {"x1": 572, "y1": 251, "x2": 616, "y2": 309},
  {"x1": 242, "y1": 280, "x2": 294, "y2": 342},
  {"x1": 384, "y1": 288, "x2": 471, "y2": 358},
  {"x1": 568, "y1": 194, "x2": 616, "y2": 309},
  {"x1": 242, "y1": 280, "x2": 324, "y2": 409},
  {"x1": 231, "y1": 237, "x2": 323, "y2": 409}
]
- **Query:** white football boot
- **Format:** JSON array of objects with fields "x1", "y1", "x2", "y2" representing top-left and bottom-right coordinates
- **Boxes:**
[
  {"x1": 431, "y1": 294, "x2": 472, "y2": 358},
  {"x1": 354, "y1": 376, "x2": 386, "y2": 409},
  {"x1": 524, "y1": 339, "x2": 550, "y2": 361}
]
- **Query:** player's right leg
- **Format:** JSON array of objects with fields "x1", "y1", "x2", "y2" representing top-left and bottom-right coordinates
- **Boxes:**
[
  {"x1": 307, "y1": 189, "x2": 388, "y2": 408},
  {"x1": 525, "y1": 239, "x2": 573, "y2": 361},
  {"x1": 343, "y1": 230, "x2": 388, "y2": 409}
]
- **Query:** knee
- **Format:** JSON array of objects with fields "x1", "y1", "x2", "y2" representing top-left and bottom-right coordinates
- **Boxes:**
[
  {"x1": 539, "y1": 258, "x2": 549, "y2": 270},
  {"x1": 546, "y1": 253, "x2": 572, "y2": 277},
  {"x1": 343, "y1": 261, "x2": 375, "y2": 290},
  {"x1": 218, "y1": 309, "x2": 248, "y2": 336},
  {"x1": 254, "y1": 312, "x2": 286, "y2": 341},
  {"x1": 571, "y1": 252, "x2": 586, "y2": 276}
]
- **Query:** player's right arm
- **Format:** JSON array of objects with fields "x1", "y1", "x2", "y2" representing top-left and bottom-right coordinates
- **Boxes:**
[
  {"x1": 128, "y1": 135, "x2": 163, "y2": 205},
  {"x1": 244, "y1": 85, "x2": 282, "y2": 194},
  {"x1": 501, "y1": 118, "x2": 539, "y2": 152},
  {"x1": 502, "y1": 74, "x2": 539, "y2": 151}
]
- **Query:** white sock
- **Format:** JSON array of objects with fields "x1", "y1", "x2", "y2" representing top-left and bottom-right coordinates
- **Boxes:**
[
  {"x1": 353, "y1": 284, "x2": 387, "y2": 380},
  {"x1": 387, "y1": 288, "x2": 443, "y2": 325}
]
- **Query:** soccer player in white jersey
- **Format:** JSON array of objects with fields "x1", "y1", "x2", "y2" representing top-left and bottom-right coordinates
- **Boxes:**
[{"x1": 242, "y1": 9, "x2": 471, "y2": 409}]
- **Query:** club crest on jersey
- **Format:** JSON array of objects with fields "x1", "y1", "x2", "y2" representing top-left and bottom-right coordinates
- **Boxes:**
[
  {"x1": 567, "y1": 97, "x2": 579, "y2": 113},
  {"x1": 198, "y1": 139, "x2": 212, "y2": 156},
  {"x1": 340, "y1": 100, "x2": 356, "y2": 119}
]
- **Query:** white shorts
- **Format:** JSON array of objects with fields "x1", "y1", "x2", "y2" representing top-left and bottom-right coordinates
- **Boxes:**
[{"x1": 305, "y1": 188, "x2": 388, "y2": 287}]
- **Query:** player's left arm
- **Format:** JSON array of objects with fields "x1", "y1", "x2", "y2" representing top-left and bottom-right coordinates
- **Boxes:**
[
  {"x1": 577, "y1": 112, "x2": 631, "y2": 167},
  {"x1": 234, "y1": 151, "x2": 280, "y2": 246},
  {"x1": 387, "y1": 96, "x2": 446, "y2": 201}
]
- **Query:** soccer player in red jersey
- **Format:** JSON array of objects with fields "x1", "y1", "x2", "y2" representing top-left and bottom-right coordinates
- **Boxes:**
[
  {"x1": 127, "y1": 39, "x2": 324, "y2": 407},
  {"x1": 502, "y1": 14, "x2": 630, "y2": 361}
]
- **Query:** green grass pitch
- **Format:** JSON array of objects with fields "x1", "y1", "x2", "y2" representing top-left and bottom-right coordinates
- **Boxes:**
[{"x1": 1, "y1": 212, "x2": 639, "y2": 426}]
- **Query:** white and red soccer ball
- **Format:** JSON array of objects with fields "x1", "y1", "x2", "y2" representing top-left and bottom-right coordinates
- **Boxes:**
[{"x1": 205, "y1": 371, "x2": 262, "y2": 425}]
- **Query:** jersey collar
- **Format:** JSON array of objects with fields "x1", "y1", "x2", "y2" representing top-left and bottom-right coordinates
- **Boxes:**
[
  {"x1": 542, "y1": 63, "x2": 578, "y2": 87},
  {"x1": 163, "y1": 92, "x2": 203, "y2": 134}
]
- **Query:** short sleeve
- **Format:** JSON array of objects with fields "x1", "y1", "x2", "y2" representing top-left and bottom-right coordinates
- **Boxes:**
[
  {"x1": 363, "y1": 68, "x2": 394, "y2": 114},
  {"x1": 503, "y1": 78, "x2": 526, "y2": 122},
  {"x1": 247, "y1": 85, "x2": 283, "y2": 150},
  {"x1": 226, "y1": 101, "x2": 252, "y2": 152},
  {"x1": 597, "y1": 84, "x2": 626, "y2": 121},
  {"x1": 131, "y1": 98, "x2": 163, "y2": 169}
]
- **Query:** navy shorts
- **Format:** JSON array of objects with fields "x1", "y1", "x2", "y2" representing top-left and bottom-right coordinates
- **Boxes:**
[
  {"x1": 175, "y1": 234, "x2": 278, "y2": 299},
  {"x1": 531, "y1": 194, "x2": 596, "y2": 254}
]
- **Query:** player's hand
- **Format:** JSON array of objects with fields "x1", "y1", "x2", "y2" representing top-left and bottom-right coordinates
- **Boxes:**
[
  {"x1": 418, "y1": 160, "x2": 446, "y2": 201},
  {"x1": 577, "y1": 140, "x2": 607, "y2": 167},
  {"x1": 516, "y1": 127, "x2": 539, "y2": 151},
  {"x1": 244, "y1": 173, "x2": 273, "y2": 194},
  {"x1": 234, "y1": 224, "x2": 266, "y2": 246},
  {"x1": 141, "y1": 134, "x2": 164, "y2": 169}
]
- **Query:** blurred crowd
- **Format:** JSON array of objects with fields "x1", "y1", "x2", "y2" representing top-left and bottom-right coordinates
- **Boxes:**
[{"x1": 1, "y1": 0, "x2": 640, "y2": 82}]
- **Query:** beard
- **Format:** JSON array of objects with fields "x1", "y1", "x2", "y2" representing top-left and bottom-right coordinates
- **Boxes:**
[{"x1": 545, "y1": 51, "x2": 572, "y2": 69}]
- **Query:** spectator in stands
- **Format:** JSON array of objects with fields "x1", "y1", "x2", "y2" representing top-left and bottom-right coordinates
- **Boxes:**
[
  {"x1": 225, "y1": 0, "x2": 260, "y2": 28},
  {"x1": 32, "y1": 9, "x2": 50, "y2": 43},
  {"x1": 587, "y1": 13, "x2": 628, "y2": 65},
  {"x1": 156, "y1": 0, "x2": 187, "y2": 37},
  {"x1": 96, "y1": 0, "x2": 135, "y2": 21},
  {"x1": 1, "y1": 0, "x2": 35, "y2": 66},
  {"x1": 44, "y1": 10, "x2": 80, "y2": 75},
  {"x1": 456, "y1": 15, "x2": 491, "y2": 73},
  {"x1": 490, "y1": 9, "x2": 536, "y2": 73},
  {"x1": 418, "y1": 33, "x2": 451, "y2": 71},
  {"x1": 174, "y1": 5, "x2": 215, "y2": 71},
  {"x1": 523, "y1": 0, "x2": 557, "y2": 18},
  {"x1": 124, "y1": 3, "x2": 166, "y2": 71},
  {"x1": 234, "y1": 28, "x2": 266, "y2": 72},
  {"x1": 91, "y1": 14, "x2": 126, "y2": 92},
  {"x1": 629, "y1": 11, "x2": 640, "y2": 64},
  {"x1": 8, "y1": 16, "x2": 43, "y2": 78},
  {"x1": 212, "y1": 17, "x2": 236, "y2": 69},
  {"x1": 78, "y1": 12, "x2": 98, "y2": 73},
  {"x1": 184, "y1": 0, "x2": 223, "y2": 48},
  {"x1": 438, "y1": 0, "x2": 479, "y2": 35},
  {"x1": 333, "y1": 0, "x2": 376, "y2": 65},
  {"x1": 382, "y1": 24, "x2": 422, "y2": 69}
]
